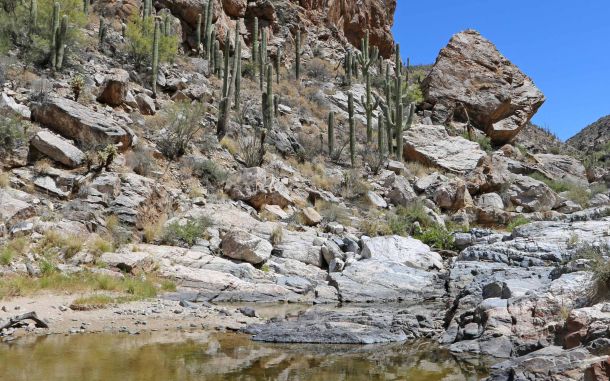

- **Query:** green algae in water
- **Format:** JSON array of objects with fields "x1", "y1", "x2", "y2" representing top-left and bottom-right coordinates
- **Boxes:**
[{"x1": 0, "y1": 331, "x2": 490, "y2": 380}]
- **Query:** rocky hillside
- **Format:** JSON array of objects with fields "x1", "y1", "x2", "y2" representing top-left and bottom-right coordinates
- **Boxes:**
[
  {"x1": 1, "y1": 1, "x2": 610, "y2": 379},
  {"x1": 568, "y1": 114, "x2": 610, "y2": 163}
]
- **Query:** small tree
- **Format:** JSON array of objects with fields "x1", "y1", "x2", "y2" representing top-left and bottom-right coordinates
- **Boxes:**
[{"x1": 124, "y1": 14, "x2": 179, "y2": 71}]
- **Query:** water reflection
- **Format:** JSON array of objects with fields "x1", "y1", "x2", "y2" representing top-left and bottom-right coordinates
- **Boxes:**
[{"x1": 0, "y1": 331, "x2": 490, "y2": 380}]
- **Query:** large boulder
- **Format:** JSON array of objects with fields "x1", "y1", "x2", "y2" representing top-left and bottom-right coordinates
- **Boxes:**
[
  {"x1": 30, "y1": 130, "x2": 86, "y2": 168},
  {"x1": 533, "y1": 153, "x2": 588, "y2": 186},
  {"x1": 361, "y1": 235, "x2": 443, "y2": 270},
  {"x1": 403, "y1": 124, "x2": 486, "y2": 173},
  {"x1": 221, "y1": 229, "x2": 273, "y2": 264},
  {"x1": 507, "y1": 174, "x2": 559, "y2": 212},
  {"x1": 97, "y1": 69, "x2": 130, "y2": 107},
  {"x1": 225, "y1": 167, "x2": 293, "y2": 210},
  {"x1": 0, "y1": 92, "x2": 30, "y2": 119},
  {"x1": 422, "y1": 30, "x2": 545, "y2": 144},
  {"x1": 31, "y1": 97, "x2": 131, "y2": 148},
  {"x1": 384, "y1": 174, "x2": 417, "y2": 206},
  {"x1": 0, "y1": 188, "x2": 35, "y2": 228}
]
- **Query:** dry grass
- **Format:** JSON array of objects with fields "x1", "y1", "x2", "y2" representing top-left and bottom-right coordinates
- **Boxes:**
[
  {"x1": 35, "y1": 231, "x2": 83, "y2": 260},
  {"x1": 0, "y1": 271, "x2": 176, "y2": 301},
  {"x1": 0, "y1": 171, "x2": 9, "y2": 188},
  {"x1": 407, "y1": 161, "x2": 435, "y2": 177},
  {"x1": 220, "y1": 136, "x2": 239, "y2": 156},
  {"x1": 142, "y1": 214, "x2": 167, "y2": 243}
]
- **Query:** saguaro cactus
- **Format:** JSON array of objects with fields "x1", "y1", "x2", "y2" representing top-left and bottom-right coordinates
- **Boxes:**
[
  {"x1": 258, "y1": 27, "x2": 267, "y2": 90},
  {"x1": 295, "y1": 30, "x2": 301, "y2": 80},
  {"x1": 275, "y1": 46, "x2": 281, "y2": 84},
  {"x1": 164, "y1": 14, "x2": 171, "y2": 36},
  {"x1": 381, "y1": 44, "x2": 416, "y2": 161},
  {"x1": 251, "y1": 17, "x2": 258, "y2": 67},
  {"x1": 221, "y1": 33, "x2": 230, "y2": 98},
  {"x1": 348, "y1": 92, "x2": 355, "y2": 167},
  {"x1": 235, "y1": 37, "x2": 242, "y2": 109},
  {"x1": 204, "y1": 0, "x2": 214, "y2": 59},
  {"x1": 217, "y1": 24, "x2": 241, "y2": 139},
  {"x1": 344, "y1": 50, "x2": 352, "y2": 86},
  {"x1": 213, "y1": 38, "x2": 220, "y2": 76},
  {"x1": 29, "y1": 0, "x2": 37, "y2": 33},
  {"x1": 143, "y1": 0, "x2": 151, "y2": 19},
  {"x1": 378, "y1": 111, "x2": 385, "y2": 159},
  {"x1": 152, "y1": 18, "x2": 160, "y2": 96},
  {"x1": 99, "y1": 17, "x2": 106, "y2": 47},
  {"x1": 328, "y1": 111, "x2": 335, "y2": 155},
  {"x1": 262, "y1": 64, "x2": 274, "y2": 131},
  {"x1": 195, "y1": 13, "x2": 202, "y2": 53},
  {"x1": 50, "y1": 2, "x2": 60, "y2": 70},
  {"x1": 358, "y1": 31, "x2": 380, "y2": 142},
  {"x1": 55, "y1": 15, "x2": 68, "y2": 70}
]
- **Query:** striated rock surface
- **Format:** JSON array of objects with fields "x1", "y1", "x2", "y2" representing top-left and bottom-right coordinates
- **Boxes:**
[
  {"x1": 31, "y1": 97, "x2": 131, "y2": 148},
  {"x1": 30, "y1": 130, "x2": 86, "y2": 168},
  {"x1": 403, "y1": 124, "x2": 486, "y2": 173}
]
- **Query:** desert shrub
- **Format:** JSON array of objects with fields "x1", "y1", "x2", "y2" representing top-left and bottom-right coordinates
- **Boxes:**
[
  {"x1": 125, "y1": 146, "x2": 157, "y2": 176},
  {"x1": 506, "y1": 216, "x2": 530, "y2": 232},
  {"x1": 191, "y1": 159, "x2": 228, "y2": 187},
  {"x1": 573, "y1": 243, "x2": 610, "y2": 301},
  {"x1": 270, "y1": 225, "x2": 284, "y2": 245},
  {"x1": 241, "y1": 61, "x2": 257, "y2": 79},
  {"x1": 315, "y1": 200, "x2": 352, "y2": 226},
  {"x1": 340, "y1": 170, "x2": 370, "y2": 199},
  {"x1": 406, "y1": 83, "x2": 424, "y2": 104},
  {"x1": 34, "y1": 231, "x2": 82, "y2": 260},
  {"x1": 476, "y1": 136, "x2": 493, "y2": 153},
  {"x1": 359, "y1": 212, "x2": 392, "y2": 237},
  {"x1": 0, "y1": 114, "x2": 26, "y2": 153},
  {"x1": 529, "y1": 172, "x2": 590, "y2": 206},
  {"x1": 0, "y1": 171, "x2": 9, "y2": 188},
  {"x1": 125, "y1": 15, "x2": 179, "y2": 70},
  {"x1": 304, "y1": 57, "x2": 334, "y2": 81},
  {"x1": 362, "y1": 145, "x2": 385, "y2": 175},
  {"x1": 157, "y1": 101, "x2": 206, "y2": 160},
  {"x1": 568, "y1": 186, "x2": 591, "y2": 207},
  {"x1": 387, "y1": 201, "x2": 434, "y2": 235},
  {"x1": 415, "y1": 225, "x2": 455, "y2": 250},
  {"x1": 162, "y1": 216, "x2": 213, "y2": 247},
  {"x1": 238, "y1": 131, "x2": 265, "y2": 168},
  {"x1": 591, "y1": 183, "x2": 608, "y2": 196}
]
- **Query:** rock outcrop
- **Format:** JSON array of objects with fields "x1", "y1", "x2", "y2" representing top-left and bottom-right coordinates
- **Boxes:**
[
  {"x1": 30, "y1": 130, "x2": 86, "y2": 168},
  {"x1": 224, "y1": 167, "x2": 293, "y2": 210},
  {"x1": 403, "y1": 124, "x2": 486, "y2": 173},
  {"x1": 422, "y1": 30, "x2": 545, "y2": 144},
  {"x1": 31, "y1": 97, "x2": 132, "y2": 148}
]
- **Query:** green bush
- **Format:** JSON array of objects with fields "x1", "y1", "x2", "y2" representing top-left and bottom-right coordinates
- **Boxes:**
[
  {"x1": 125, "y1": 15, "x2": 179, "y2": 70},
  {"x1": 0, "y1": 0, "x2": 86, "y2": 67},
  {"x1": 162, "y1": 216, "x2": 213, "y2": 247},
  {"x1": 574, "y1": 243, "x2": 610, "y2": 301},
  {"x1": 506, "y1": 216, "x2": 530, "y2": 232},
  {"x1": 415, "y1": 225, "x2": 455, "y2": 250},
  {"x1": 192, "y1": 159, "x2": 228, "y2": 187},
  {"x1": 529, "y1": 172, "x2": 590, "y2": 206},
  {"x1": 0, "y1": 114, "x2": 26, "y2": 153},
  {"x1": 387, "y1": 201, "x2": 434, "y2": 236}
]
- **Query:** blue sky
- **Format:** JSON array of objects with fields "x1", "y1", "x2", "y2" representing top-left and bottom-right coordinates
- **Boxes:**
[{"x1": 392, "y1": 0, "x2": 609, "y2": 141}]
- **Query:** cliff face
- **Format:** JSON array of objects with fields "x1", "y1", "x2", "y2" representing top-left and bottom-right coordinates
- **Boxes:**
[
  {"x1": 294, "y1": 0, "x2": 397, "y2": 57},
  {"x1": 145, "y1": 0, "x2": 396, "y2": 57}
]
